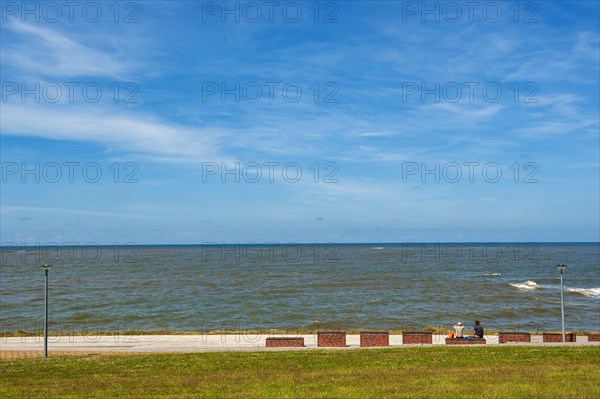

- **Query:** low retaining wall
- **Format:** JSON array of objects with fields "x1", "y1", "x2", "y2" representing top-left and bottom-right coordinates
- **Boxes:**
[
  {"x1": 360, "y1": 332, "x2": 389, "y2": 347},
  {"x1": 265, "y1": 337, "x2": 305, "y2": 347},
  {"x1": 587, "y1": 334, "x2": 600, "y2": 342},
  {"x1": 317, "y1": 332, "x2": 346, "y2": 347},
  {"x1": 445, "y1": 338, "x2": 486, "y2": 345},
  {"x1": 402, "y1": 331, "x2": 433, "y2": 345},
  {"x1": 543, "y1": 332, "x2": 576, "y2": 342},
  {"x1": 499, "y1": 332, "x2": 531, "y2": 343}
]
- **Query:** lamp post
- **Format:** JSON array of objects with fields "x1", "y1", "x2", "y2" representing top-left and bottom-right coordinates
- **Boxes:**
[
  {"x1": 557, "y1": 264, "x2": 567, "y2": 343},
  {"x1": 42, "y1": 264, "x2": 52, "y2": 358}
]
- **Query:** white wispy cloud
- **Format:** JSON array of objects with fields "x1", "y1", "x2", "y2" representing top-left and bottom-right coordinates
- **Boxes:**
[
  {"x1": 1, "y1": 19, "x2": 135, "y2": 79},
  {"x1": 504, "y1": 31, "x2": 599, "y2": 83},
  {"x1": 515, "y1": 119, "x2": 598, "y2": 138},
  {"x1": 1, "y1": 103, "x2": 228, "y2": 162},
  {"x1": 0, "y1": 205, "x2": 161, "y2": 220},
  {"x1": 431, "y1": 102, "x2": 504, "y2": 118},
  {"x1": 514, "y1": 93, "x2": 599, "y2": 138}
]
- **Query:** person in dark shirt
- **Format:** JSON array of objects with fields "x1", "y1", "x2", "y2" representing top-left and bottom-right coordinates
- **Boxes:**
[{"x1": 473, "y1": 320, "x2": 484, "y2": 338}]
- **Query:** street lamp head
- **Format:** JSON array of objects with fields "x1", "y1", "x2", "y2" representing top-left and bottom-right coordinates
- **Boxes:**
[
  {"x1": 42, "y1": 264, "x2": 53, "y2": 271},
  {"x1": 557, "y1": 264, "x2": 567, "y2": 273}
]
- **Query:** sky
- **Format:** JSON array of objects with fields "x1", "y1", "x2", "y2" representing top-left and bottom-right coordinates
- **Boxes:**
[{"x1": 0, "y1": 0, "x2": 599, "y2": 245}]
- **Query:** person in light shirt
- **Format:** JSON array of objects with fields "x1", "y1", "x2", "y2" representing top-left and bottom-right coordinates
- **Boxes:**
[{"x1": 453, "y1": 322, "x2": 464, "y2": 338}]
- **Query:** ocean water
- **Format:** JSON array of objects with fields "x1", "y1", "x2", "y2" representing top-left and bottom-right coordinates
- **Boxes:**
[{"x1": 1, "y1": 243, "x2": 599, "y2": 333}]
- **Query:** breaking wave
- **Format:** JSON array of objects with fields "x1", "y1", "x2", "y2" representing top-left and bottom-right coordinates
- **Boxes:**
[
  {"x1": 510, "y1": 281, "x2": 539, "y2": 290},
  {"x1": 567, "y1": 287, "x2": 600, "y2": 298}
]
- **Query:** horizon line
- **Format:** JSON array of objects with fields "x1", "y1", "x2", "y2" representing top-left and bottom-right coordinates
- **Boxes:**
[{"x1": 3, "y1": 241, "x2": 599, "y2": 247}]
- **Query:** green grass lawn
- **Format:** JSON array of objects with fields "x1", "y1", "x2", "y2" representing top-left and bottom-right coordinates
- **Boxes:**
[{"x1": 1, "y1": 346, "x2": 599, "y2": 398}]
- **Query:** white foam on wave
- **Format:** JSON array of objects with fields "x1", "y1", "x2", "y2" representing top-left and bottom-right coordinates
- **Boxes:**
[
  {"x1": 510, "y1": 280, "x2": 539, "y2": 290},
  {"x1": 567, "y1": 287, "x2": 600, "y2": 298},
  {"x1": 480, "y1": 273, "x2": 502, "y2": 276},
  {"x1": 370, "y1": 247, "x2": 384, "y2": 250}
]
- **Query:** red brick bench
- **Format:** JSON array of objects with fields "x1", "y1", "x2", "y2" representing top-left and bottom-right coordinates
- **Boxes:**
[
  {"x1": 587, "y1": 333, "x2": 600, "y2": 342},
  {"x1": 360, "y1": 331, "x2": 389, "y2": 347},
  {"x1": 265, "y1": 337, "x2": 304, "y2": 347},
  {"x1": 317, "y1": 331, "x2": 346, "y2": 347},
  {"x1": 402, "y1": 331, "x2": 432, "y2": 345},
  {"x1": 445, "y1": 337, "x2": 486, "y2": 345},
  {"x1": 499, "y1": 332, "x2": 531, "y2": 343},
  {"x1": 543, "y1": 332, "x2": 576, "y2": 342}
]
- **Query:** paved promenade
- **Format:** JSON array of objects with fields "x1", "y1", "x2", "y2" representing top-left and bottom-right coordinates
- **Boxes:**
[{"x1": 1, "y1": 334, "x2": 598, "y2": 356}]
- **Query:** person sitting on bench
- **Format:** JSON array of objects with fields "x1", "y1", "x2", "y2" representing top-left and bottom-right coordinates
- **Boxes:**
[
  {"x1": 453, "y1": 322, "x2": 464, "y2": 338},
  {"x1": 473, "y1": 320, "x2": 484, "y2": 338}
]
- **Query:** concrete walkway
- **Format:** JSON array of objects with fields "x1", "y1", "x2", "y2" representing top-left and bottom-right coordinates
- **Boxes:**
[{"x1": 1, "y1": 334, "x2": 598, "y2": 353}]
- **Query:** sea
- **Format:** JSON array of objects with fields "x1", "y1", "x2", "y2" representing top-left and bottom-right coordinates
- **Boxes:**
[{"x1": 1, "y1": 243, "x2": 599, "y2": 334}]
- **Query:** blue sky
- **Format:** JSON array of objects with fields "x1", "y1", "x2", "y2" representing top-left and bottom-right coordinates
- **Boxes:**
[{"x1": 1, "y1": 1, "x2": 599, "y2": 244}]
